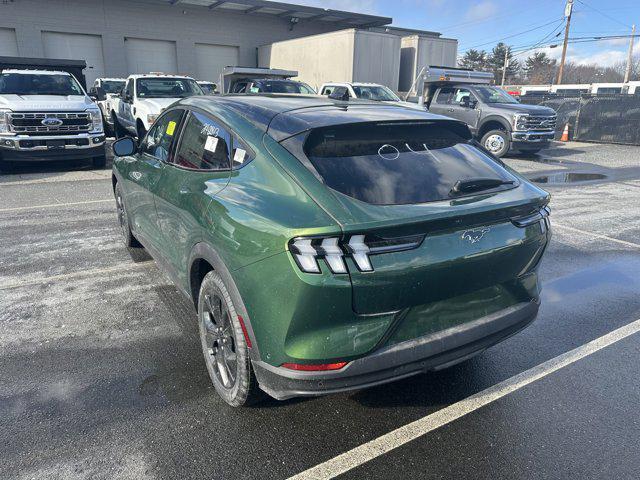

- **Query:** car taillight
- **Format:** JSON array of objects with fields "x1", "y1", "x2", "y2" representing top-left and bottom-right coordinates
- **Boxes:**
[
  {"x1": 289, "y1": 234, "x2": 424, "y2": 274},
  {"x1": 281, "y1": 362, "x2": 348, "y2": 371}
]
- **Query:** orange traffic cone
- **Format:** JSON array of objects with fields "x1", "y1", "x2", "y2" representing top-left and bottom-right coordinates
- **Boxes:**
[{"x1": 560, "y1": 123, "x2": 569, "y2": 142}]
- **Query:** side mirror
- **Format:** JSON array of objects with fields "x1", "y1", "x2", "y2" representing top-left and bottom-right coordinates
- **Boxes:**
[{"x1": 112, "y1": 137, "x2": 137, "y2": 157}]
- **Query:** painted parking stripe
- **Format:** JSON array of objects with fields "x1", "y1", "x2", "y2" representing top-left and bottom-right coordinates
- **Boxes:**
[
  {"x1": 0, "y1": 199, "x2": 113, "y2": 213},
  {"x1": 554, "y1": 223, "x2": 640, "y2": 249},
  {"x1": 289, "y1": 317, "x2": 640, "y2": 480},
  {"x1": 0, "y1": 261, "x2": 154, "y2": 290}
]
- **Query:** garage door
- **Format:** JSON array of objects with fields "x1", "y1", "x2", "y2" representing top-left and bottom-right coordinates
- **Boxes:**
[
  {"x1": 42, "y1": 32, "x2": 105, "y2": 86},
  {"x1": 195, "y1": 43, "x2": 239, "y2": 83},
  {"x1": 0, "y1": 28, "x2": 18, "y2": 56},
  {"x1": 125, "y1": 38, "x2": 178, "y2": 75}
]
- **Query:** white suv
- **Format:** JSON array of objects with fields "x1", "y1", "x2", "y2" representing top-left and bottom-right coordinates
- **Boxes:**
[{"x1": 319, "y1": 82, "x2": 425, "y2": 110}]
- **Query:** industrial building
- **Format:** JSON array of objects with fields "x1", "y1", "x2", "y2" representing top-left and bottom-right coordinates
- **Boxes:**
[{"x1": 0, "y1": 0, "x2": 457, "y2": 90}]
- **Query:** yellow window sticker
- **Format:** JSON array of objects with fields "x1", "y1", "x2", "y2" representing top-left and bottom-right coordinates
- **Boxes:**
[{"x1": 166, "y1": 121, "x2": 177, "y2": 136}]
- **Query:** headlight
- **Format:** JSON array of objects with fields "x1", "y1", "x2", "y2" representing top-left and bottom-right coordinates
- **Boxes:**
[
  {"x1": 88, "y1": 109, "x2": 103, "y2": 133},
  {"x1": 147, "y1": 114, "x2": 159, "y2": 125},
  {"x1": 0, "y1": 109, "x2": 13, "y2": 135},
  {"x1": 513, "y1": 114, "x2": 529, "y2": 131}
]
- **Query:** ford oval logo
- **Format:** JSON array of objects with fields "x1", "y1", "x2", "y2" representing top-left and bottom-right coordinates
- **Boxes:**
[{"x1": 41, "y1": 118, "x2": 63, "y2": 127}]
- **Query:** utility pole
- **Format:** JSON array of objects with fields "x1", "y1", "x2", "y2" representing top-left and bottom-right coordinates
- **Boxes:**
[
  {"x1": 501, "y1": 49, "x2": 509, "y2": 86},
  {"x1": 557, "y1": 0, "x2": 573, "y2": 85},
  {"x1": 624, "y1": 24, "x2": 636, "y2": 83}
]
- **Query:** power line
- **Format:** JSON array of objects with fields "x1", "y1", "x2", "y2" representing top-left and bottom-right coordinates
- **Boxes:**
[
  {"x1": 574, "y1": 0, "x2": 632, "y2": 29},
  {"x1": 459, "y1": 18, "x2": 565, "y2": 53}
]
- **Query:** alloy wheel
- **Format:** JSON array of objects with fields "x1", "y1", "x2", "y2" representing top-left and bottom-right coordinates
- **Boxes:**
[{"x1": 202, "y1": 292, "x2": 237, "y2": 389}]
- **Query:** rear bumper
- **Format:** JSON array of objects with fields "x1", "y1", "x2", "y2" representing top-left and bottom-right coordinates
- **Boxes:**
[{"x1": 253, "y1": 299, "x2": 539, "y2": 400}]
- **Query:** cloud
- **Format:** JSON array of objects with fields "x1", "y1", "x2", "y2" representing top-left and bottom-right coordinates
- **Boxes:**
[
  {"x1": 531, "y1": 46, "x2": 627, "y2": 67},
  {"x1": 464, "y1": 1, "x2": 498, "y2": 22}
]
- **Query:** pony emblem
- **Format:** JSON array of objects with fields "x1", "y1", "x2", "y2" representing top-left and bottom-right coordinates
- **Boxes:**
[{"x1": 462, "y1": 228, "x2": 490, "y2": 244}]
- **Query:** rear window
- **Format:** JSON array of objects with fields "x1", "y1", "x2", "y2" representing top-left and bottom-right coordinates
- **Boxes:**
[{"x1": 300, "y1": 122, "x2": 517, "y2": 205}]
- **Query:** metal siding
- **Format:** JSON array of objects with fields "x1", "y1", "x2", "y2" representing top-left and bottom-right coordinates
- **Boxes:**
[
  {"x1": 352, "y1": 31, "x2": 401, "y2": 91},
  {"x1": 41, "y1": 31, "x2": 105, "y2": 85}
]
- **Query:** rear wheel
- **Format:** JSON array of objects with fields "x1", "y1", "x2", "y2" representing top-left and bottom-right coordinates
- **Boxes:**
[
  {"x1": 198, "y1": 270, "x2": 261, "y2": 407},
  {"x1": 481, "y1": 129, "x2": 510, "y2": 158},
  {"x1": 114, "y1": 182, "x2": 140, "y2": 248}
]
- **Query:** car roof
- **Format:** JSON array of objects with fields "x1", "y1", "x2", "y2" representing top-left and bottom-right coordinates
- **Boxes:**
[
  {"x1": 179, "y1": 94, "x2": 459, "y2": 141},
  {"x1": 2, "y1": 69, "x2": 71, "y2": 76}
]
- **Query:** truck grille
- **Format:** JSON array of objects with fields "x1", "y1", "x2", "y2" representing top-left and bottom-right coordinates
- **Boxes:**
[
  {"x1": 522, "y1": 115, "x2": 557, "y2": 132},
  {"x1": 8, "y1": 112, "x2": 91, "y2": 136}
]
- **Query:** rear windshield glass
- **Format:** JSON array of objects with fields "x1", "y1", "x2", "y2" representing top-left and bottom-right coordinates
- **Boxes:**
[
  {"x1": 301, "y1": 122, "x2": 517, "y2": 205},
  {"x1": 254, "y1": 81, "x2": 315, "y2": 94}
]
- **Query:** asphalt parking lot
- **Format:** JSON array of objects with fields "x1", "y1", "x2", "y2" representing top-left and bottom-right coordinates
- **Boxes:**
[{"x1": 2, "y1": 140, "x2": 640, "y2": 479}]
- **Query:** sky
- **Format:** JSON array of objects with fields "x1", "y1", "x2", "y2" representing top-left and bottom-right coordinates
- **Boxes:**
[{"x1": 282, "y1": 0, "x2": 640, "y2": 67}]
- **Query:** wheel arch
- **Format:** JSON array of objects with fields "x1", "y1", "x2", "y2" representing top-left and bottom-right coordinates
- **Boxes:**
[
  {"x1": 188, "y1": 242, "x2": 261, "y2": 360},
  {"x1": 478, "y1": 116, "x2": 511, "y2": 138}
]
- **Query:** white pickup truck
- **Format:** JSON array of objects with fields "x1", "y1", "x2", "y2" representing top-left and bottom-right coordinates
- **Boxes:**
[
  {"x1": 319, "y1": 82, "x2": 425, "y2": 110},
  {"x1": 110, "y1": 74, "x2": 204, "y2": 140},
  {"x1": 0, "y1": 69, "x2": 105, "y2": 169},
  {"x1": 89, "y1": 77, "x2": 125, "y2": 136}
]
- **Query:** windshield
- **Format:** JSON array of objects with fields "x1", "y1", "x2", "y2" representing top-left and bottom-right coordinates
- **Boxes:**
[
  {"x1": 474, "y1": 86, "x2": 519, "y2": 104},
  {"x1": 253, "y1": 81, "x2": 315, "y2": 94},
  {"x1": 300, "y1": 122, "x2": 516, "y2": 205},
  {"x1": 136, "y1": 78, "x2": 204, "y2": 98},
  {"x1": 0, "y1": 73, "x2": 84, "y2": 96},
  {"x1": 102, "y1": 80, "x2": 124, "y2": 94},
  {"x1": 352, "y1": 85, "x2": 400, "y2": 102}
]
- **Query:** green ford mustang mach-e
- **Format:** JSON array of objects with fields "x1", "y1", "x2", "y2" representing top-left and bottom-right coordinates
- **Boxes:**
[{"x1": 111, "y1": 95, "x2": 551, "y2": 406}]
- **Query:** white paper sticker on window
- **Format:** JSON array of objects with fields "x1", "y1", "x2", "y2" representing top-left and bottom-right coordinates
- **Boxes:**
[
  {"x1": 234, "y1": 148, "x2": 246, "y2": 164},
  {"x1": 204, "y1": 135, "x2": 219, "y2": 153}
]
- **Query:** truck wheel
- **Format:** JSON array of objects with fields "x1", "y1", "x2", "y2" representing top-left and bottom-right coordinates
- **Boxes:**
[
  {"x1": 198, "y1": 270, "x2": 262, "y2": 407},
  {"x1": 136, "y1": 124, "x2": 147, "y2": 143},
  {"x1": 481, "y1": 129, "x2": 510, "y2": 158},
  {"x1": 112, "y1": 113, "x2": 126, "y2": 139}
]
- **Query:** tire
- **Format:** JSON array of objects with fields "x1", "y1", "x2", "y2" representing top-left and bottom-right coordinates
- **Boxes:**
[
  {"x1": 92, "y1": 155, "x2": 107, "y2": 169},
  {"x1": 112, "y1": 113, "x2": 127, "y2": 139},
  {"x1": 481, "y1": 129, "x2": 511, "y2": 158},
  {"x1": 114, "y1": 182, "x2": 140, "y2": 248},
  {"x1": 198, "y1": 270, "x2": 261, "y2": 407}
]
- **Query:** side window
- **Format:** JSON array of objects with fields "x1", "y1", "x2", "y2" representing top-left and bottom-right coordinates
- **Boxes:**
[
  {"x1": 322, "y1": 86, "x2": 334, "y2": 95},
  {"x1": 233, "y1": 82, "x2": 248, "y2": 94},
  {"x1": 454, "y1": 88, "x2": 473, "y2": 103},
  {"x1": 174, "y1": 111, "x2": 231, "y2": 171},
  {"x1": 125, "y1": 79, "x2": 134, "y2": 99},
  {"x1": 435, "y1": 87, "x2": 455, "y2": 104},
  {"x1": 141, "y1": 109, "x2": 184, "y2": 161},
  {"x1": 231, "y1": 137, "x2": 253, "y2": 169},
  {"x1": 332, "y1": 86, "x2": 349, "y2": 98},
  {"x1": 249, "y1": 83, "x2": 262, "y2": 93}
]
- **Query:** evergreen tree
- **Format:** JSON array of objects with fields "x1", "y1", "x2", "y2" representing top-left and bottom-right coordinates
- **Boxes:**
[
  {"x1": 458, "y1": 49, "x2": 489, "y2": 71},
  {"x1": 524, "y1": 51, "x2": 556, "y2": 84},
  {"x1": 488, "y1": 43, "x2": 520, "y2": 84}
]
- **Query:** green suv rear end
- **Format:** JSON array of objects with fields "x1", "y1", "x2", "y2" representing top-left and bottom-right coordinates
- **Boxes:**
[{"x1": 111, "y1": 95, "x2": 551, "y2": 406}]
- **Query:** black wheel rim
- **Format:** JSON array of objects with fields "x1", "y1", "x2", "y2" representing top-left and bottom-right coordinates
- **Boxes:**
[{"x1": 203, "y1": 292, "x2": 237, "y2": 389}]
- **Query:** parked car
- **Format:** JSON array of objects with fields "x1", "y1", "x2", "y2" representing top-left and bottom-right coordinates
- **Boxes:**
[
  {"x1": 110, "y1": 73, "x2": 204, "y2": 140},
  {"x1": 320, "y1": 82, "x2": 425, "y2": 110},
  {"x1": 0, "y1": 68, "x2": 105, "y2": 169},
  {"x1": 197, "y1": 81, "x2": 217, "y2": 95},
  {"x1": 111, "y1": 95, "x2": 551, "y2": 406},
  {"x1": 89, "y1": 77, "x2": 125, "y2": 136},
  {"x1": 230, "y1": 78, "x2": 315, "y2": 95},
  {"x1": 422, "y1": 67, "x2": 557, "y2": 157}
]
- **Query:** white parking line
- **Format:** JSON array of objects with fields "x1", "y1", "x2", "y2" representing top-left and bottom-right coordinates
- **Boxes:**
[
  {"x1": 0, "y1": 261, "x2": 154, "y2": 290},
  {"x1": 289, "y1": 317, "x2": 640, "y2": 480},
  {"x1": 0, "y1": 199, "x2": 113, "y2": 213},
  {"x1": 554, "y1": 223, "x2": 640, "y2": 249}
]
